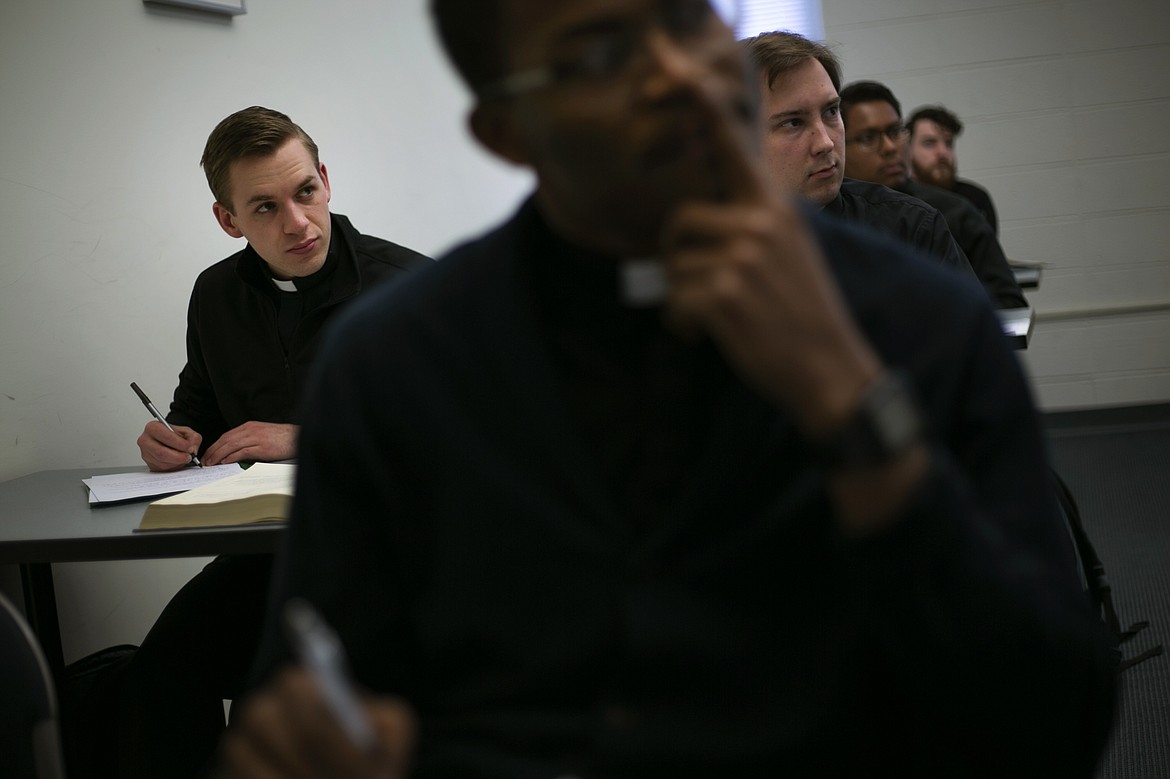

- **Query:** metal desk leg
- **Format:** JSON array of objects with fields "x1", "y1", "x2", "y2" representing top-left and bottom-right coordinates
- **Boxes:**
[{"x1": 20, "y1": 561, "x2": 65, "y2": 679}]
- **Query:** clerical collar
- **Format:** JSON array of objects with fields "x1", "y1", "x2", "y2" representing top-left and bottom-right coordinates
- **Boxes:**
[
  {"x1": 521, "y1": 199, "x2": 668, "y2": 310},
  {"x1": 620, "y1": 259, "x2": 666, "y2": 307},
  {"x1": 270, "y1": 277, "x2": 297, "y2": 292}
]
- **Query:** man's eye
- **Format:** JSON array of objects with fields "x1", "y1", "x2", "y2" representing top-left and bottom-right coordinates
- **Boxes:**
[
  {"x1": 255, "y1": 203, "x2": 273, "y2": 214},
  {"x1": 556, "y1": 35, "x2": 629, "y2": 81},
  {"x1": 299, "y1": 187, "x2": 315, "y2": 198}
]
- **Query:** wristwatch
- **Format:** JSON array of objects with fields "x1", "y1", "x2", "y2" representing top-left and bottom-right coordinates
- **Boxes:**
[{"x1": 809, "y1": 370, "x2": 924, "y2": 470}]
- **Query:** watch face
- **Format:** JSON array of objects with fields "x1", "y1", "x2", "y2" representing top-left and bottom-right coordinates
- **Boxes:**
[
  {"x1": 814, "y1": 371, "x2": 924, "y2": 468},
  {"x1": 872, "y1": 378, "x2": 921, "y2": 445}
]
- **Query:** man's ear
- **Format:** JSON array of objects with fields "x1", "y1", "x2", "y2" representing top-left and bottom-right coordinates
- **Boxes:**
[
  {"x1": 469, "y1": 101, "x2": 530, "y2": 166},
  {"x1": 212, "y1": 202, "x2": 244, "y2": 239},
  {"x1": 318, "y1": 162, "x2": 332, "y2": 204}
]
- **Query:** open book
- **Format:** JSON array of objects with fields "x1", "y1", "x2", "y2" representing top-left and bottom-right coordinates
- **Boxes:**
[{"x1": 137, "y1": 462, "x2": 295, "y2": 531}]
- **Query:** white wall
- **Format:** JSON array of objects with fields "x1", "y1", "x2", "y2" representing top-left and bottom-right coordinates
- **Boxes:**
[
  {"x1": 820, "y1": 0, "x2": 1170, "y2": 409},
  {"x1": 0, "y1": 0, "x2": 530, "y2": 660}
]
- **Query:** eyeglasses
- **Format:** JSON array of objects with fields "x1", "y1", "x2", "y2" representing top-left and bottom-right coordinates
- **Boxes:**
[
  {"x1": 845, "y1": 124, "x2": 910, "y2": 151},
  {"x1": 476, "y1": 0, "x2": 718, "y2": 100}
]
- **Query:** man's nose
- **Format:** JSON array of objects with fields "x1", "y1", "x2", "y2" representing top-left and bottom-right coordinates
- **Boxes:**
[
  {"x1": 811, "y1": 121, "x2": 835, "y2": 153},
  {"x1": 284, "y1": 204, "x2": 310, "y2": 233},
  {"x1": 878, "y1": 132, "x2": 901, "y2": 154}
]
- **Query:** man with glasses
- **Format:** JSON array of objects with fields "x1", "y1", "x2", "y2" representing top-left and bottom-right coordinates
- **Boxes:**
[
  {"x1": 840, "y1": 80, "x2": 1025, "y2": 308},
  {"x1": 743, "y1": 31, "x2": 974, "y2": 279},
  {"x1": 216, "y1": 2, "x2": 1112, "y2": 777}
]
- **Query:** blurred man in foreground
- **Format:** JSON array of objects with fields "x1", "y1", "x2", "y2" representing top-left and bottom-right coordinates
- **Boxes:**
[
  {"x1": 219, "y1": 3, "x2": 1113, "y2": 778},
  {"x1": 909, "y1": 104, "x2": 999, "y2": 234}
]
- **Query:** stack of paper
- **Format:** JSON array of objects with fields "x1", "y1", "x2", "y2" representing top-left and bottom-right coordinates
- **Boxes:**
[{"x1": 83, "y1": 464, "x2": 245, "y2": 504}]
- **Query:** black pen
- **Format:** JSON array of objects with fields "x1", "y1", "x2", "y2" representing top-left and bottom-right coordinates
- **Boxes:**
[{"x1": 130, "y1": 381, "x2": 202, "y2": 467}]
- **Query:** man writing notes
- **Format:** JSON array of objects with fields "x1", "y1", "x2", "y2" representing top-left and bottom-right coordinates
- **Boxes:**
[
  {"x1": 136, "y1": 107, "x2": 429, "y2": 470},
  {"x1": 117, "y1": 107, "x2": 429, "y2": 778},
  {"x1": 221, "y1": 3, "x2": 1113, "y2": 778}
]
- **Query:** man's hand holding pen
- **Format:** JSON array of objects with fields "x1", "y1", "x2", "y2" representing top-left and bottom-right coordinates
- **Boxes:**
[
  {"x1": 137, "y1": 420, "x2": 204, "y2": 473},
  {"x1": 132, "y1": 381, "x2": 203, "y2": 470},
  {"x1": 219, "y1": 667, "x2": 416, "y2": 779}
]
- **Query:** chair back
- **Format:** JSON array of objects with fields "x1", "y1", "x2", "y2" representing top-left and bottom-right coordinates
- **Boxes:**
[{"x1": 0, "y1": 592, "x2": 67, "y2": 779}]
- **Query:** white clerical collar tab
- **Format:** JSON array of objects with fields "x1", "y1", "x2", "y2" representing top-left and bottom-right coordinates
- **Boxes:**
[
  {"x1": 271, "y1": 277, "x2": 298, "y2": 293},
  {"x1": 620, "y1": 258, "x2": 667, "y2": 308}
]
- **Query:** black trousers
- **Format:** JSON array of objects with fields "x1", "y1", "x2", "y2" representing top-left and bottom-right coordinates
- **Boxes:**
[{"x1": 115, "y1": 553, "x2": 274, "y2": 779}]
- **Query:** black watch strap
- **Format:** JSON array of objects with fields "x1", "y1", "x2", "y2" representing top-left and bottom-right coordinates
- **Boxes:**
[{"x1": 809, "y1": 371, "x2": 924, "y2": 470}]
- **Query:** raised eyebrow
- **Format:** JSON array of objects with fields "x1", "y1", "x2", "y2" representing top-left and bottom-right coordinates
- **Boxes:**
[{"x1": 768, "y1": 108, "x2": 808, "y2": 124}]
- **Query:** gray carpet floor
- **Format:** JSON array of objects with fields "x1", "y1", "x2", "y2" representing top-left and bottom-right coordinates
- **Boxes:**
[{"x1": 1045, "y1": 406, "x2": 1170, "y2": 779}]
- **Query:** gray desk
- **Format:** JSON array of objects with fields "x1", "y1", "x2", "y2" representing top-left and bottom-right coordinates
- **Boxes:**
[
  {"x1": 1010, "y1": 263, "x2": 1042, "y2": 290},
  {"x1": 998, "y1": 307, "x2": 1034, "y2": 350},
  {"x1": 0, "y1": 467, "x2": 283, "y2": 676}
]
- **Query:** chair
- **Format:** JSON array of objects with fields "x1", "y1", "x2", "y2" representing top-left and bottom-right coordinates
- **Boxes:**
[
  {"x1": 1050, "y1": 469, "x2": 1164, "y2": 672},
  {"x1": 0, "y1": 591, "x2": 67, "y2": 778}
]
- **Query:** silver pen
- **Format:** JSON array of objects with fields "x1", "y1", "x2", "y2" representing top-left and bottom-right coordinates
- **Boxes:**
[
  {"x1": 284, "y1": 598, "x2": 378, "y2": 752},
  {"x1": 130, "y1": 381, "x2": 202, "y2": 467}
]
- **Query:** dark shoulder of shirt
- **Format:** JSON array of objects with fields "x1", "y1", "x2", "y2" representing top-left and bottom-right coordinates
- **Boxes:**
[
  {"x1": 829, "y1": 178, "x2": 941, "y2": 223},
  {"x1": 825, "y1": 178, "x2": 971, "y2": 275},
  {"x1": 899, "y1": 179, "x2": 989, "y2": 235},
  {"x1": 335, "y1": 213, "x2": 433, "y2": 277},
  {"x1": 187, "y1": 212, "x2": 431, "y2": 298},
  {"x1": 952, "y1": 179, "x2": 998, "y2": 235},
  {"x1": 898, "y1": 180, "x2": 1026, "y2": 308},
  {"x1": 805, "y1": 203, "x2": 987, "y2": 320}
]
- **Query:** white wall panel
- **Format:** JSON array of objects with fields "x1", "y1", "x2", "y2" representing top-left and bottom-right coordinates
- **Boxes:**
[
  {"x1": 1079, "y1": 212, "x2": 1170, "y2": 266},
  {"x1": 824, "y1": 0, "x2": 1020, "y2": 29},
  {"x1": 1079, "y1": 157, "x2": 1170, "y2": 212},
  {"x1": 998, "y1": 218, "x2": 1084, "y2": 264},
  {"x1": 933, "y1": 6, "x2": 1066, "y2": 65},
  {"x1": 893, "y1": 61, "x2": 1072, "y2": 118},
  {"x1": 1073, "y1": 103, "x2": 1170, "y2": 161},
  {"x1": 981, "y1": 166, "x2": 1083, "y2": 221},
  {"x1": 1063, "y1": 47, "x2": 1170, "y2": 105},
  {"x1": 961, "y1": 114, "x2": 1079, "y2": 169},
  {"x1": 1063, "y1": 0, "x2": 1170, "y2": 52}
]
